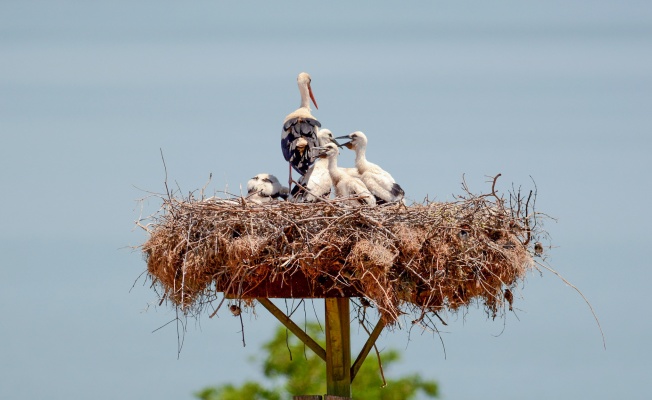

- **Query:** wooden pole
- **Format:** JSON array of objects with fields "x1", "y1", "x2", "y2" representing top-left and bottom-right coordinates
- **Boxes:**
[
  {"x1": 325, "y1": 298, "x2": 351, "y2": 398},
  {"x1": 350, "y1": 318, "x2": 385, "y2": 381},
  {"x1": 257, "y1": 298, "x2": 327, "y2": 362}
]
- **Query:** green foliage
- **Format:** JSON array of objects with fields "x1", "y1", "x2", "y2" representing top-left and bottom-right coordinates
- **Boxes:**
[
  {"x1": 195, "y1": 382, "x2": 281, "y2": 400},
  {"x1": 195, "y1": 322, "x2": 438, "y2": 400},
  {"x1": 350, "y1": 350, "x2": 439, "y2": 400},
  {"x1": 261, "y1": 325, "x2": 326, "y2": 395}
]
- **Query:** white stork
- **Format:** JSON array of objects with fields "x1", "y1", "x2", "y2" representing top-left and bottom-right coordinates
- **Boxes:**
[
  {"x1": 292, "y1": 128, "x2": 339, "y2": 201},
  {"x1": 336, "y1": 131, "x2": 405, "y2": 204},
  {"x1": 292, "y1": 129, "x2": 360, "y2": 202},
  {"x1": 313, "y1": 129, "x2": 360, "y2": 179},
  {"x1": 315, "y1": 143, "x2": 376, "y2": 207},
  {"x1": 246, "y1": 173, "x2": 289, "y2": 204},
  {"x1": 281, "y1": 72, "x2": 321, "y2": 188}
]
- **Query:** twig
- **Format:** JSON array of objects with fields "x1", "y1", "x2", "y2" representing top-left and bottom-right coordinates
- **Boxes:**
[
  {"x1": 159, "y1": 148, "x2": 171, "y2": 200},
  {"x1": 535, "y1": 260, "x2": 606, "y2": 349}
]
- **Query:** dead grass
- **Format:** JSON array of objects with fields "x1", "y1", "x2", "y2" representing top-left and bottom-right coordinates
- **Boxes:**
[{"x1": 139, "y1": 175, "x2": 545, "y2": 326}]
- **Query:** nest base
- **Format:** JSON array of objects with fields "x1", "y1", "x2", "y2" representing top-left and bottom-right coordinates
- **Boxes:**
[{"x1": 223, "y1": 268, "x2": 363, "y2": 298}]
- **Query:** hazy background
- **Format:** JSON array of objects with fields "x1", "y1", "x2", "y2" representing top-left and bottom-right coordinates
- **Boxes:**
[{"x1": 1, "y1": 1, "x2": 650, "y2": 399}]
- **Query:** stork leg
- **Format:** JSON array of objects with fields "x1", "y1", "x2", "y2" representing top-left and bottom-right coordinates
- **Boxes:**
[{"x1": 288, "y1": 162, "x2": 293, "y2": 194}]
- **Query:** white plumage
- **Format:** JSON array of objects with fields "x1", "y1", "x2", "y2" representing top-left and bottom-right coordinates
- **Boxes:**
[
  {"x1": 315, "y1": 143, "x2": 376, "y2": 207},
  {"x1": 246, "y1": 173, "x2": 289, "y2": 204},
  {"x1": 342, "y1": 167, "x2": 361, "y2": 179},
  {"x1": 293, "y1": 129, "x2": 336, "y2": 201},
  {"x1": 338, "y1": 131, "x2": 405, "y2": 204}
]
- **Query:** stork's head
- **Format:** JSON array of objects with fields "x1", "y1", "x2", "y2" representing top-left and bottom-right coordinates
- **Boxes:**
[
  {"x1": 317, "y1": 129, "x2": 342, "y2": 147},
  {"x1": 297, "y1": 72, "x2": 318, "y2": 110},
  {"x1": 297, "y1": 72, "x2": 311, "y2": 85},
  {"x1": 315, "y1": 142, "x2": 339, "y2": 159},
  {"x1": 335, "y1": 131, "x2": 367, "y2": 150}
]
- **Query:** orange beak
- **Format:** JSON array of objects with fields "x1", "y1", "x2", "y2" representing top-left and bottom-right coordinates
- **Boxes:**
[{"x1": 308, "y1": 83, "x2": 318, "y2": 110}]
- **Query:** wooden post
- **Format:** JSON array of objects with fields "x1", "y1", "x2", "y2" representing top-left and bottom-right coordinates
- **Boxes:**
[
  {"x1": 325, "y1": 298, "x2": 351, "y2": 398},
  {"x1": 257, "y1": 298, "x2": 326, "y2": 361},
  {"x1": 351, "y1": 318, "x2": 385, "y2": 381}
]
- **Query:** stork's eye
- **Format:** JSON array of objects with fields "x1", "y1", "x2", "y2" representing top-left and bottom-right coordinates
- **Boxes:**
[
  {"x1": 251, "y1": 176, "x2": 258, "y2": 180},
  {"x1": 263, "y1": 178, "x2": 272, "y2": 183}
]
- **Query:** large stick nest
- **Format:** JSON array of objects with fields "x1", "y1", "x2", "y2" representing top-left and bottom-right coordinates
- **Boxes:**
[{"x1": 139, "y1": 176, "x2": 545, "y2": 325}]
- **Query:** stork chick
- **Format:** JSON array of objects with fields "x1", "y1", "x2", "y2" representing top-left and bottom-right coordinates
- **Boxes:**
[
  {"x1": 292, "y1": 129, "x2": 340, "y2": 201},
  {"x1": 315, "y1": 143, "x2": 376, "y2": 207},
  {"x1": 246, "y1": 173, "x2": 288, "y2": 204},
  {"x1": 337, "y1": 131, "x2": 404, "y2": 204}
]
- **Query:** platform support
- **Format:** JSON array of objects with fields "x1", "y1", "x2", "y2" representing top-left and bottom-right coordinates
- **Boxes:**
[
  {"x1": 325, "y1": 298, "x2": 351, "y2": 398},
  {"x1": 257, "y1": 298, "x2": 326, "y2": 361},
  {"x1": 350, "y1": 318, "x2": 385, "y2": 381},
  {"x1": 259, "y1": 297, "x2": 385, "y2": 399}
]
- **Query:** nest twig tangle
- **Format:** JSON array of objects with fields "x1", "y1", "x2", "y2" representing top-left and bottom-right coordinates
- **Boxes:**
[{"x1": 138, "y1": 174, "x2": 549, "y2": 328}]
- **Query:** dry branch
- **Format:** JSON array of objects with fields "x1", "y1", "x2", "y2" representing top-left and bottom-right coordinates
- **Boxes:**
[{"x1": 139, "y1": 178, "x2": 546, "y2": 326}]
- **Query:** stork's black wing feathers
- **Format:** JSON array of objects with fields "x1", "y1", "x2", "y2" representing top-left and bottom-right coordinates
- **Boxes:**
[
  {"x1": 290, "y1": 181, "x2": 303, "y2": 197},
  {"x1": 350, "y1": 188, "x2": 367, "y2": 205},
  {"x1": 391, "y1": 183, "x2": 405, "y2": 198},
  {"x1": 281, "y1": 117, "x2": 321, "y2": 175},
  {"x1": 374, "y1": 184, "x2": 404, "y2": 205},
  {"x1": 301, "y1": 123, "x2": 314, "y2": 135},
  {"x1": 291, "y1": 169, "x2": 313, "y2": 201}
]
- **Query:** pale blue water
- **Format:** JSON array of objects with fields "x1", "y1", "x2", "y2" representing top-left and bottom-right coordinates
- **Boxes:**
[{"x1": 1, "y1": 1, "x2": 651, "y2": 399}]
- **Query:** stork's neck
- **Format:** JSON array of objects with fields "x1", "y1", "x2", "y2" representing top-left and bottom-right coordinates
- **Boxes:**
[
  {"x1": 354, "y1": 145, "x2": 368, "y2": 171},
  {"x1": 326, "y1": 156, "x2": 343, "y2": 183},
  {"x1": 314, "y1": 157, "x2": 328, "y2": 169},
  {"x1": 299, "y1": 82, "x2": 312, "y2": 110}
]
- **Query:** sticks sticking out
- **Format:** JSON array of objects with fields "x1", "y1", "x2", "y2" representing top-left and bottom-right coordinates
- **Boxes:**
[{"x1": 140, "y1": 176, "x2": 547, "y2": 329}]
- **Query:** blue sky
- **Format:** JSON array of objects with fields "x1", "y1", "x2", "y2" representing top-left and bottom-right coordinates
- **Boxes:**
[{"x1": 1, "y1": 1, "x2": 650, "y2": 399}]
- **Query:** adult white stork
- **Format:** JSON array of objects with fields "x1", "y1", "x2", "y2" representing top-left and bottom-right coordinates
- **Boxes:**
[
  {"x1": 315, "y1": 143, "x2": 376, "y2": 207},
  {"x1": 246, "y1": 173, "x2": 289, "y2": 204},
  {"x1": 281, "y1": 72, "x2": 321, "y2": 185},
  {"x1": 337, "y1": 131, "x2": 405, "y2": 204}
]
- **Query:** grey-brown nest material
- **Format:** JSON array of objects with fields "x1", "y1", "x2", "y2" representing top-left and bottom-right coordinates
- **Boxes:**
[{"x1": 139, "y1": 176, "x2": 545, "y2": 325}]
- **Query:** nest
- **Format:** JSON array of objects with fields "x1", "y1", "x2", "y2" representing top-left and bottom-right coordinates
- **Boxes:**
[{"x1": 140, "y1": 176, "x2": 544, "y2": 325}]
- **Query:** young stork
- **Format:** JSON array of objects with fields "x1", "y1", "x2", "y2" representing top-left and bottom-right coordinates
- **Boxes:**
[
  {"x1": 337, "y1": 131, "x2": 405, "y2": 204},
  {"x1": 246, "y1": 173, "x2": 289, "y2": 205},
  {"x1": 281, "y1": 72, "x2": 321, "y2": 188},
  {"x1": 292, "y1": 128, "x2": 339, "y2": 202},
  {"x1": 315, "y1": 143, "x2": 376, "y2": 207}
]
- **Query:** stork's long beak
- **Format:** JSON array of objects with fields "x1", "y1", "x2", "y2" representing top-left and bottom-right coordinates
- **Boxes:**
[
  {"x1": 308, "y1": 83, "x2": 318, "y2": 110},
  {"x1": 330, "y1": 137, "x2": 343, "y2": 148},
  {"x1": 312, "y1": 146, "x2": 329, "y2": 157},
  {"x1": 334, "y1": 135, "x2": 352, "y2": 149}
]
